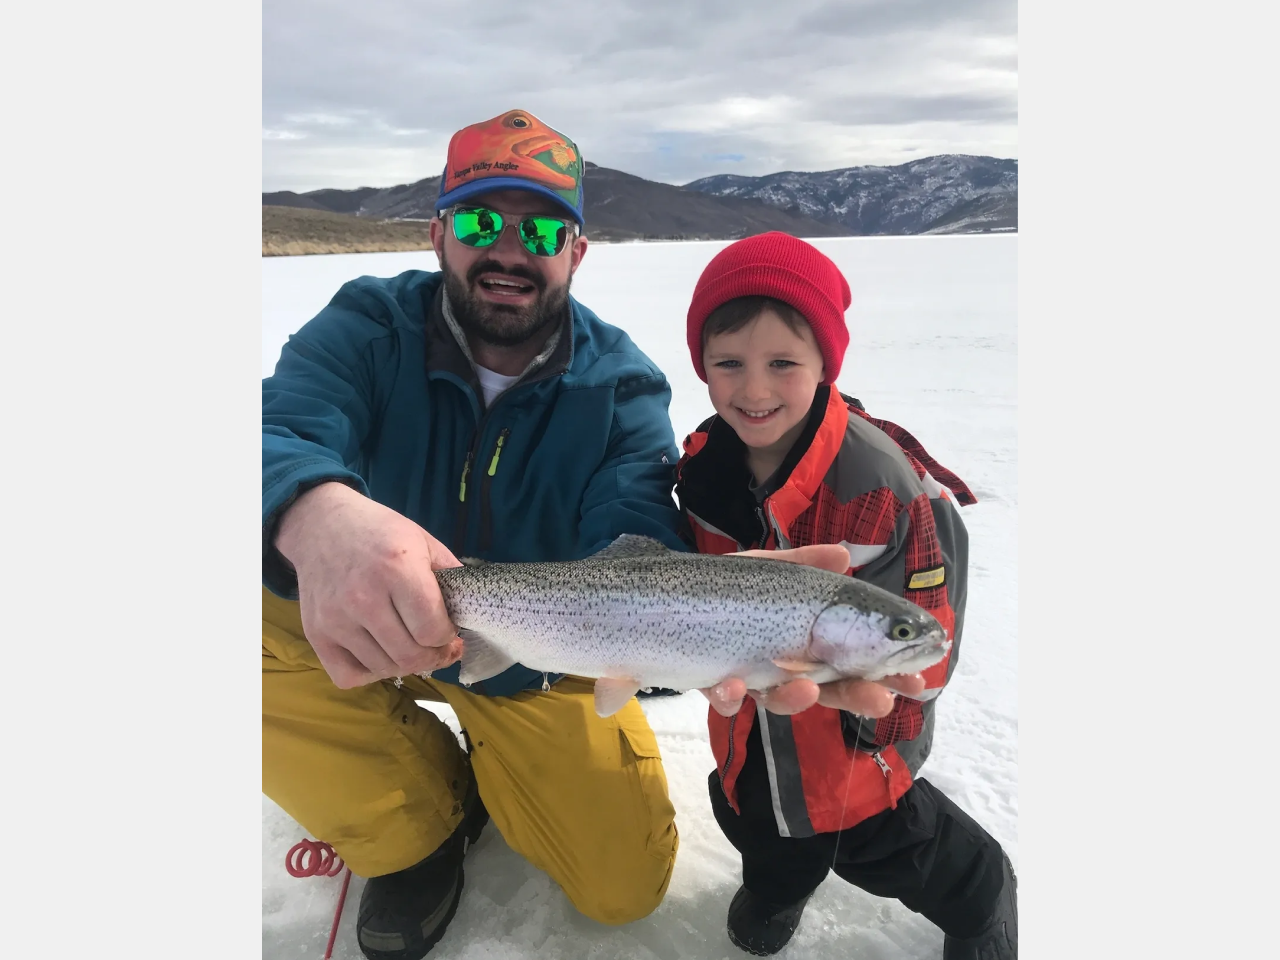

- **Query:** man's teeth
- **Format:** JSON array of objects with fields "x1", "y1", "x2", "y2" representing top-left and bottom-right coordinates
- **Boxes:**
[{"x1": 481, "y1": 278, "x2": 532, "y2": 291}]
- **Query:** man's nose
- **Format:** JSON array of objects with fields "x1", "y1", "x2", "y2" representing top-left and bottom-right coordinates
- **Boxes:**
[{"x1": 487, "y1": 220, "x2": 534, "y2": 261}]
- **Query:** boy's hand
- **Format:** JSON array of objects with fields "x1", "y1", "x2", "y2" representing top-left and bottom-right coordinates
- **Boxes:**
[{"x1": 698, "y1": 544, "x2": 927, "y2": 718}]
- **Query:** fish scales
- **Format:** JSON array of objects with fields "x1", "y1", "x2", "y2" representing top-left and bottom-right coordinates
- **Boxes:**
[
  {"x1": 433, "y1": 537, "x2": 950, "y2": 707},
  {"x1": 438, "y1": 553, "x2": 831, "y2": 689}
]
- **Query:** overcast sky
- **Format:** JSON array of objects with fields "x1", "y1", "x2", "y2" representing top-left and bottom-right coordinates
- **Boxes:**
[{"x1": 263, "y1": 0, "x2": 1017, "y2": 193}]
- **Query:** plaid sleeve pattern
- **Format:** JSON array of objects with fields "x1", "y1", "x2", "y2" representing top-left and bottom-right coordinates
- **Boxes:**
[
  {"x1": 855, "y1": 409, "x2": 978, "y2": 506},
  {"x1": 790, "y1": 485, "x2": 903, "y2": 564},
  {"x1": 874, "y1": 696, "x2": 927, "y2": 745},
  {"x1": 901, "y1": 492, "x2": 950, "y2": 618},
  {"x1": 872, "y1": 492, "x2": 956, "y2": 746}
]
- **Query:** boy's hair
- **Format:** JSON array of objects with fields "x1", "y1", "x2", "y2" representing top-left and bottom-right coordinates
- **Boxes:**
[{"x1": 701, "y1": 296, "x2": 812, "y2": 345}]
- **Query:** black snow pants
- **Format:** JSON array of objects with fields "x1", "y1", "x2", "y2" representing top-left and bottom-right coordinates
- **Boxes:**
[{"x1": 709, "y1": 724, "x2": 1008, "y2": 939}]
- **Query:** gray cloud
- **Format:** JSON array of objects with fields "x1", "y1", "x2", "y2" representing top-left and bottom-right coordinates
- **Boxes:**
[{"x1": 263, "y1": 0, "x2": 1017, "y2": 192}]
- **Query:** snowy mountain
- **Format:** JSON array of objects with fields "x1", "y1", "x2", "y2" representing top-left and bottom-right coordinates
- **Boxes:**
[
  {"x1": 683, "y1": 156, "x2": 1018, "y2": 235},
  {"x1": 264, "y1": 177, "x2": 443, "y2": 221},
  {"x1": 263, "y1": 156, "x2": 1017, "y2": 241},
  {"x1": 263, "y1": 166, "x2": 846, "y2": 242}
]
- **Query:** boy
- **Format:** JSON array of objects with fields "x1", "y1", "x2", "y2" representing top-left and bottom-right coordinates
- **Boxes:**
[{"x1": 674, "y1": 233, "x2": 1017, "y2": 958}]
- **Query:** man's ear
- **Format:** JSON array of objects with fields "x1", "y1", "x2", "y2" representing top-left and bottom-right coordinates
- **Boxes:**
[
  {"x1": 568, "y1": 232, "x2": 589, "y2": 276},
  {"x1": 429, "y1": 217, "x2": 446, "y2": 262}
]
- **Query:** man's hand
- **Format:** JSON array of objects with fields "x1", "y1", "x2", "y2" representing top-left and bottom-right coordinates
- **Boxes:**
[
  {"x1": 275, "y1": 482, "x2": 465, "y2": 688},
  {"x1": 699, "y1": 543, "x2": 927, "y2": 718}
]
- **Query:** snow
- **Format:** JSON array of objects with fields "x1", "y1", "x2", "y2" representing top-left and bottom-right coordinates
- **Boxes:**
[{"x1": 261, "y1": 235, "x2": 1017, "y2": 959}]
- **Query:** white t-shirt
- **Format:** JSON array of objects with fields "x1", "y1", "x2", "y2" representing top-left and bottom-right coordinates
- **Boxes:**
[{"x1": 476, "y1": 365, "x2": 521, "y2": 407}]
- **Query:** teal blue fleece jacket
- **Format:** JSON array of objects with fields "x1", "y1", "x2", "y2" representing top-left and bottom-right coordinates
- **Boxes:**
[{"x1": 263, "y1": 269, "x2": 685, "y2": 695}]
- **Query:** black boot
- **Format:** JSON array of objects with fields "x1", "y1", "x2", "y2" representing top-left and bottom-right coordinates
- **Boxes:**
[
  {"x1": 943, "y1": 852, "x2": 1017, "y2": 960},
  {"x1": 637, "y1": 687, "x2": 684, "y2": 699},
  {"x1": 726, "y1": 885, "x2": 811, "y2": 956},
  {"x1": 355, "y1": 778, "x2": 489, "y2": 960}
]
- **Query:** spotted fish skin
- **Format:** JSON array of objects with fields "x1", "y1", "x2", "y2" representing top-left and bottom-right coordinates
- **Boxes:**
[{"x1": 434, "y1": 536, "x2": 950, "y2": 714}]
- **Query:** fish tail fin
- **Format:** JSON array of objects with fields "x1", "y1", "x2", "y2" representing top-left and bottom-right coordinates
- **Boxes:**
[{"x1": 457, "y1": 629, "x2": 517, "y2": 684}]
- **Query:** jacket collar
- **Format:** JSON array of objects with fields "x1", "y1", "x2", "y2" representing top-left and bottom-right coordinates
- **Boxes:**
[
  {"x1": 766, "y1": 386, "x2": 849, "y2": 527},
  {"x1": 677, "y1": 386, "x2": 848, "y2": 547}
]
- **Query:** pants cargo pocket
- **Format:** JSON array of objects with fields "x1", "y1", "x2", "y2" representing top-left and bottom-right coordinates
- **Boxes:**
[
  {"x1": 616, "y1": 713, "x2": 679, "y2": 865},
  {"x1": 262, "y1": 588, "x2": 470, "y2": 877}
]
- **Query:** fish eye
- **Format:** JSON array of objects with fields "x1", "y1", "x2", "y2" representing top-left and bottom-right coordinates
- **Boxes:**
[
  {"x1": 510, "y1": 115, "x2": 530, "y2": 128},
  {"x1": 890, "y1": 620, "x2": 918, "y2": 642}
]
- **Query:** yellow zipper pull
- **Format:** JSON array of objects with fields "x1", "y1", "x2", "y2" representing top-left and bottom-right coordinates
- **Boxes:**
[
  {"x1": 459, "y1": 452, "x2": 473, "y2": 502},
  {"x1": 487, "y1": 430, "x2": 509, "y2": 477}
]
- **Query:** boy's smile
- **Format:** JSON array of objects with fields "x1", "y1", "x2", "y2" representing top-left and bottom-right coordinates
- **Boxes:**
[{"x1": 703, "y1": 308, "x2": 826, "y2": 483}]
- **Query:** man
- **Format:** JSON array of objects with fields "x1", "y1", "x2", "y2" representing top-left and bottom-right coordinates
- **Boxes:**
[{"x1": 262, "y1": 108, "x2": 926, "y2": 960}]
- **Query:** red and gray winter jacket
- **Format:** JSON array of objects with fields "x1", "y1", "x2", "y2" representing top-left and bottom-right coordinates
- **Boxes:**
[{"x1": 674, "y1": 385, "x2": 977, "y2": 837}]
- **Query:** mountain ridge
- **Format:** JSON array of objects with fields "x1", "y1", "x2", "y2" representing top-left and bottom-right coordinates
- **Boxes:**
[
  {"x1": 262, "y1": 155, "x2": 1017, "y2": 246},
  {"x1": 683, "y1": 155, "x2": 1017, "y2": 235}
]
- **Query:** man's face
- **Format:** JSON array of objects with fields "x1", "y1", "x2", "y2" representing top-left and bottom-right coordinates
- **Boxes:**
[{"x1": 429, "y1": 189, "x2": 589, "y2": 348}]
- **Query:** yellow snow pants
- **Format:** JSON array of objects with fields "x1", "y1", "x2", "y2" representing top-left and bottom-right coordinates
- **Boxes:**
[{"x1": 262, "y1": 588, "x2": 679, "y2": 925}]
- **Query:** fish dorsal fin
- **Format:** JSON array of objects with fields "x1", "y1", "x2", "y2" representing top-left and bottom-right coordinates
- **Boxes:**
[
  {"x1": 591, "y1": 534, "x2": 672, "y2": 560},
  {"x1": 459, "y1": 557, "x2": 489, "y2": 568}
]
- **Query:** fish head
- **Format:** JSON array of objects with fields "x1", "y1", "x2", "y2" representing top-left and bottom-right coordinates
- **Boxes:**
[{"x1": 808, "y1": 581, "x2": 951, "y2": 681}]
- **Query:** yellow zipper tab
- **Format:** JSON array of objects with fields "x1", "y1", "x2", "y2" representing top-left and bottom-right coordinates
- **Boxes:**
[
  {"x1": 487, "y1": 431, "x2": 508, "y2": 477},
  {"x1": 459, "y1": 455, "x2": 473, "y2": 502}
]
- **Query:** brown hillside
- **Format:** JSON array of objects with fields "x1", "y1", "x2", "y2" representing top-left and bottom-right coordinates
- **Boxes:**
[{"x1": 263, "y1": 206, "x2": 435, "y2": 256}]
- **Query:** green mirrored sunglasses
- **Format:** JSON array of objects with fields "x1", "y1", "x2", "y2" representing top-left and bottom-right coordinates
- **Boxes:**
[{"x1": 447, "y1": 206, "x2": 576, "y2": 258}]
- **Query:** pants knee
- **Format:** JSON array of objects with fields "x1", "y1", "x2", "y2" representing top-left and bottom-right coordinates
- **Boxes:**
[
  {"x1": 572, "y1": 878, "x2": 665, "y2": 925},
  {"x1": 569, "y1": 847, "x2": 677, "y2": 925}
]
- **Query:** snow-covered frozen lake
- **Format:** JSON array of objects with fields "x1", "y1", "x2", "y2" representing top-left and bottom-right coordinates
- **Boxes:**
[{"x1": 261, "y1": 235, "x2": 1017, "y2": 959}]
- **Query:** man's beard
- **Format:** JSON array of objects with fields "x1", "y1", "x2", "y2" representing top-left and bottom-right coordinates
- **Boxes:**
[{"x1": 441, "y1": 249, "x2": 571, "y2": 348}]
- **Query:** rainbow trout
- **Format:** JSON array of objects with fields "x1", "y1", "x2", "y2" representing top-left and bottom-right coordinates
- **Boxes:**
[{"x1": 435, "y1": 535, "x2": 950, "y2": 717}]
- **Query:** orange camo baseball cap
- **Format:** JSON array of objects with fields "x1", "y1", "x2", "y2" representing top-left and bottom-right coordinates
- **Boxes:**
[{"x1": 435, "y1": 109, "x2": 585, "y2": 226}]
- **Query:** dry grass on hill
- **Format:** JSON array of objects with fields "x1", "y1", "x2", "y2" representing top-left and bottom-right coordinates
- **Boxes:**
[{"x1": 263, "y1": 206, "x2": 436, "y2": 256}]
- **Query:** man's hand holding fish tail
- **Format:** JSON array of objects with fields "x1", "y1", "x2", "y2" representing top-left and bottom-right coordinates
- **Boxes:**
[
  {"x1": 275, "y1": 481, "x2": 465, "y2": 689},
  {"x1": 700, "y1": 543, "x2": 927, "y2": 719}
]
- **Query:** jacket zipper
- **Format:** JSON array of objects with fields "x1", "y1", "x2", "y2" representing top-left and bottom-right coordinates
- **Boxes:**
[
  {"x1": 872, "y1": 750, "x2": 899, "y2": 810},
  {"x1": 458, "y1": 450, "x2": 475, "y2": 502},
  {"x1": 478, "y1": 428, "x2": 511, "y2": 551},
  {"x1": 872, "y1": 751, "x2": 892, "y2": 778},
  {"x1": 753, "y1": 504, "x2": 769, "y2": 549},
  {"x1": 719, "y1": 712, "x2": 739, "y2": 793},
  {"x1": 765, "y1": 503, "x2": 790, "y2": 549},
  {"x1": 453, "y1": 446, "x2": 477, "y2": 550},
  {"x1": 453, "y1": 386, "x2": 520, "y2": 552},
  {"x1": 486, "y1": 429, "x2": 509, "y2": 477}
]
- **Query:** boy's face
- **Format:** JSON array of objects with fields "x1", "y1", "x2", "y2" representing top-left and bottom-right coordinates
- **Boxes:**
[{"x1": 703, "y1": 308, "x2": 826, "y2": 461}]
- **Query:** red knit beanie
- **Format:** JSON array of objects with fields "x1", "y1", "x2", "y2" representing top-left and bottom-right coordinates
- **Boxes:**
[{"x1": 686, "y1": 232, "x2": 851, "y2": 384}]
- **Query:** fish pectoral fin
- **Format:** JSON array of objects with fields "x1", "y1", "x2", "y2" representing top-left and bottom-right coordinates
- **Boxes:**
[
  {"x1": 590, "y1": 534, "x2": 671, "y2": 560},
  {"x1": 457, "y1": 630, "x2": 517, "y2": 684},
  {"x1": 771, "y1": 657, "x2": 824, "y2": 674},
  {"x1": 593, "y1": 677, "x2": 642, "y2": 717}
]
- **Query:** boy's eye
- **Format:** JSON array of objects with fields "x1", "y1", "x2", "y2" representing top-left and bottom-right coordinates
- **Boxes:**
[
  {"x1": 712, "y1": 359, "x2": 742, "y2": 369},
  {"x1": 770, "y1": 359, "x2": 798, "y2": 368}
]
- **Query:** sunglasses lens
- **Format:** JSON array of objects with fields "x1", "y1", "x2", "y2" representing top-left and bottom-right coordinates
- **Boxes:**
[
  {"x1": 518, "y1": 216, "x2": 570, "y2": 257},
  {"x1": 452, "y1": 208, "x2": 502, "y2": 247}
]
